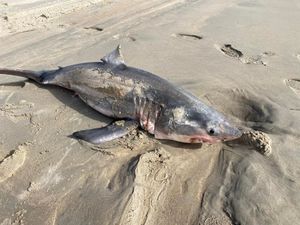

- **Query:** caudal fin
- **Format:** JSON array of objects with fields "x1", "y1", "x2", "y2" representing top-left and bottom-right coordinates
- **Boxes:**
[{"x1": 0, "y1": 68, "x2": 44, "y2": 83}]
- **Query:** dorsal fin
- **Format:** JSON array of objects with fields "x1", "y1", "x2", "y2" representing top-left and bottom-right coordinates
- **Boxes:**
[{"x1": 101, "y1": 45, "x2": 125, "y2": 67}]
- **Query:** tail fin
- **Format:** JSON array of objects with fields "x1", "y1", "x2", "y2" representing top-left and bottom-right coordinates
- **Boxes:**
[{"x1": 0, "y1": 68, "x2": 44, "y2": 83}]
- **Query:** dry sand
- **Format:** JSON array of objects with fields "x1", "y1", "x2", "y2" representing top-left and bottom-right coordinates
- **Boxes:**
[{"x1": 0, "y1": 0, "x2": 300, "y2": 224}]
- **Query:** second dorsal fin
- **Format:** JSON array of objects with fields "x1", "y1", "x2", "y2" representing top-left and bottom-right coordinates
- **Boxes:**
[{"x1": 101, "y1": 45, "x2": 125, "y2": 67}]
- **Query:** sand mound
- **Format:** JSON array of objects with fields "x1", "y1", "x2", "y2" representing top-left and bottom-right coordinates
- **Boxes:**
[{"x1": 285, "y1": 79, "x2": 300, "y2": 97}]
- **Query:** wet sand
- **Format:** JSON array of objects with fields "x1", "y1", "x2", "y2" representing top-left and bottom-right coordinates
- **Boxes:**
[{"x1": 0, "y1": 0, "x2": 300, "y2": 224}]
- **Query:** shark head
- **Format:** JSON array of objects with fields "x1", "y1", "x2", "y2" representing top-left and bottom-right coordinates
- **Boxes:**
[{"x1": 154, "y1": 106, "x2": 241, "y2": 144}]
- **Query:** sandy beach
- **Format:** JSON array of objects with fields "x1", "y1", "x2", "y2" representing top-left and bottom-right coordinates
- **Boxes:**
[{"x1": 1, "y1": 0, "x2": 300, "y2": 224}]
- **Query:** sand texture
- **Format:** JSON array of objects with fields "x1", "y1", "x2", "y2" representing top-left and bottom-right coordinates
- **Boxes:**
[{"x1": 1, "y1": 0, "x2": 300, "y2": 224}]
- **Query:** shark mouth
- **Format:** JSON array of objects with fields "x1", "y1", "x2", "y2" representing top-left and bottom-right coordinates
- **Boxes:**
[
  {"x1": 155, "y1": 131, "x2": 219, "y2": 144},
  {"x1": 189, "y1": 135, "x2": 221, "y2": 144},
  {"x1": 155, "y1": 130, "x2": 240, "y2": 144}
]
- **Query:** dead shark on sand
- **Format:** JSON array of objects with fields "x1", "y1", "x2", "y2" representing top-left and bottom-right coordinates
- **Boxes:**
[{"x1": 0, "y1": 46, "x2": 241, "y2": 144}]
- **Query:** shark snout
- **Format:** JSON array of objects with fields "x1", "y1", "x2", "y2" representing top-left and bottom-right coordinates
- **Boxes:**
[{"x1": 221, "y1": 124, "x2": 242, "y2": 141}]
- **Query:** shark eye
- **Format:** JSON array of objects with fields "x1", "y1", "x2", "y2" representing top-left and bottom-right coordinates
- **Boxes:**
[{"x1": 208, "y1": 128, "x2": 215, "y2": 135}]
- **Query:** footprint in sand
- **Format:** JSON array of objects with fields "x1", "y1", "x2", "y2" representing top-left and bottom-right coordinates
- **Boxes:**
[
  {"x1": 84, "y1": 26, "x2": 103, "y2": 32},
  {"x1": 0, "y1": 144, "x2": 27, "y2": 182},
  {"x1": 0, "y1": 100, "x2": 35, "y2": 123},
  {"x1": 0, "y1": 84, "x2": 35, "y2": 123},
  {"x1": 112, "y1": 33, "x2": 137, "y2": 42},
  {"x1": 2, "y1": 15, "x2": 8, "y2": 21},
  {"x1": 173, "y1": 33, "x2": 203, "y2": 40},
  {"x1": 285, "y1": 79, "x2": 300, "y2": 97},
  {"x1": 217, "y1": 44, "x2": 275, "y2": 66}
]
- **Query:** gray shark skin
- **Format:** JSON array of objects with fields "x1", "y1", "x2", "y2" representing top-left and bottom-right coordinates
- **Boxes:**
[{"x1": 0, "y1": 46, "x2": 241, "y2": 144}]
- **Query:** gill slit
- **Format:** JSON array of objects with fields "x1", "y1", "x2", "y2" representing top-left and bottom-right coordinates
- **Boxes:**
[{"x1": 134, "y1": 96, "x2": 161, "y2": 134}]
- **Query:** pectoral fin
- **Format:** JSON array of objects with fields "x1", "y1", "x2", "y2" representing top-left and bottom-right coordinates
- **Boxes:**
[{"x1": 72, "y1": 120, "x2": 138, "y2": 144}]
